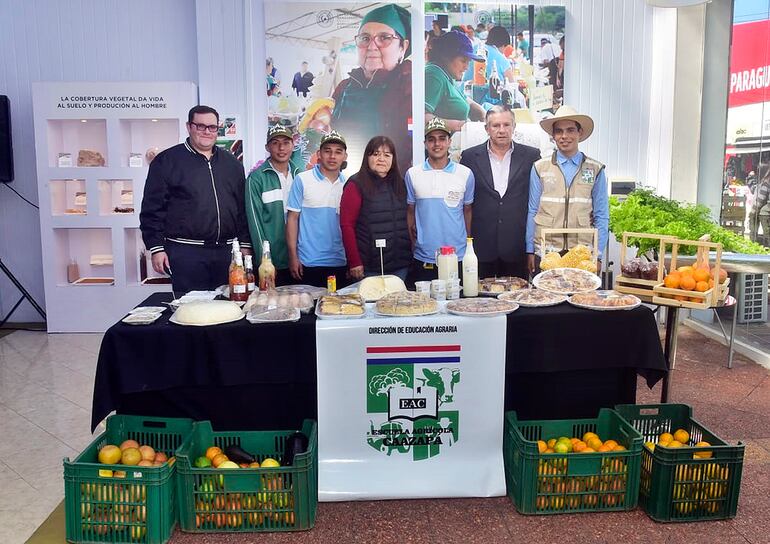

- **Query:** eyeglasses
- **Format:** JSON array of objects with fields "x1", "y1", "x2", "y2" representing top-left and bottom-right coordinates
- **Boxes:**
[
  {"x1": 355, "y1": 33, "x2": 400, "y2": 48},
  {"x1": 189, "y1": 122, "x2": 219, "y2": 133}
]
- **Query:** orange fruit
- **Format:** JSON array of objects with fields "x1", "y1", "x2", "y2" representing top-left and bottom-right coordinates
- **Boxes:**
[
  {"x1": 689, "y1": 297, "x2": 701, "y2": 303},
  {"x1": 673, "y1": 429, "x2": 689, "y2": 444},
  {"x1": 212, "y1": 453, "x2": 229, "y2": 468},
  {"x1": 581, "y1": 447, "x2": 596, "y2": 453},
  {"x1": 613, "y1": 444, "x2": 627, "y2": 452},
  {"x1": 547, "y1": 439, "x2": 557, "y2": 449},
  {"x1": 664, "y1": 273, "x2": 680, "y2": 289},
  {"x1": 597, "y1": 444, "x2": 613, "y2": 452},
  {"x1": 120, "y1": 440, "x2": 140, "y2": 451},
  {"x1": 677, "y1": 266, "x2": 693, "y2": 275},
  {"x1": 587, "y1": 437, "x2": 603, "y2": 450},
  {"x1": 712, "y1": 267, "x2": 728, "y2": 283},
  {"x1": 674, "y1": 295, "x2": 687, "y2": 301},
  {"x1": 583, "y1": 432, "x2": 599, "y2": 443},
  {"x1": 603, "y1": 440, "x2": 618, "y2": 450},
  {"x1": 573, "y1": 441, "x2": 587, "y2": 453},
  {"x1": 708, "y1": 279, "x2": 714, "y2": 288},
  {"x1": 695, "y1": 281, "x2": 709, "y2": 292},
  {"x1": 570, "y1": 437, "x2": 580, "y2": 445},
  {"x1": 680, "y1": 275, "x2": 696, "y2": 291},
  {"x1": 693, "y1": 268, "x2": 710, "y2": 282},
  {"x1": 206, "y1": 446, "x2": 223, "y2": 461},
  {"x1": 545, "y1": 448, "x2": 555, "y2": 454},
  {"x1": 537, "y1": 440, "x2": 547, "y2": 453},
  {"x1": 666, "y1": 440, "x2": 683, "y2": 448},
  {"x1": 659, "y1": 432, "x2": 674, "y2": 445},
  {"x1": 139, "y1": 445, "x2": 155, "y2": 462}
]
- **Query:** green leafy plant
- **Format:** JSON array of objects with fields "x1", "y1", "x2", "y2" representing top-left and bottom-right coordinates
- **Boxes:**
[{"x1": 610, "y1": 189, "x2": 769, "y2": 255}]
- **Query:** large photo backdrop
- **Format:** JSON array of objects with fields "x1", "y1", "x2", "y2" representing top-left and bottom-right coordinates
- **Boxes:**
[{"x1": 264, "y1": 2, "x2": 413, "y2": 175}]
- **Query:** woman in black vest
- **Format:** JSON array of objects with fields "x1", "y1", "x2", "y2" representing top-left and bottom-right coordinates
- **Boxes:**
[{"x1": 340, "y1": 136, "x2": 412, "y2": 281}]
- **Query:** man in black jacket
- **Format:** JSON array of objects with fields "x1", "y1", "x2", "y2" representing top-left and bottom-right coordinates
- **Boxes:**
[
  {"x1": 460, "y1": 106, "x2": 540, "y2": 279},
  {"x1": 140, "y1": 105, "x2": 251, "y2": 294}
]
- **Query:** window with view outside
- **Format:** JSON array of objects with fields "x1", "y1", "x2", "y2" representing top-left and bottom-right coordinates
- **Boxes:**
[{"x1": 723, "y1": 0, "x2": 770, "y2": 246}]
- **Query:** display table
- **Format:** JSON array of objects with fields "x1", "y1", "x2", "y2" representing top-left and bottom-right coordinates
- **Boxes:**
[{"x1": 91, "y1": 293, "x2": 666, "y2": 431}]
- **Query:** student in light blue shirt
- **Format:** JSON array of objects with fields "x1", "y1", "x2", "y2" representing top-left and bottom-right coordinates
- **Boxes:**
[
  {"x1": 405, "y1": 118, "x2": 475, "y2": 287},
  {"x1": 286, "y1": 131, "x2": 349, "y2": 287},
  {"x1": 525, "y1": 106, "x2": 608, "y2": 274}
]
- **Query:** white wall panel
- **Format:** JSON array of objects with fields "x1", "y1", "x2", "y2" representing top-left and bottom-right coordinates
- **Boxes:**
[{"x1": 0, "y1": 0, "x2": 197, "y2": 322}]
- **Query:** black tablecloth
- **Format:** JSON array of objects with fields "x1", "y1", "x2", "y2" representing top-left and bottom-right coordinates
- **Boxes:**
[{"x1": 92, "y1": 293, "x2": 666, "y2": 431}]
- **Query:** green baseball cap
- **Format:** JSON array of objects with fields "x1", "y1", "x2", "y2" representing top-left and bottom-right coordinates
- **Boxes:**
[
  {"x1": 320, "y1": 130, "x2": 347, "y2": 149},
  {"x1": 360, "y1": 4, "x2": 412, "y2": 56},
  {"x1": 425, "y1": 117, "x2": 451, "y2": 137},
  {"x1": 266, "y1": 124, "x2": 293, "y2": 143}
]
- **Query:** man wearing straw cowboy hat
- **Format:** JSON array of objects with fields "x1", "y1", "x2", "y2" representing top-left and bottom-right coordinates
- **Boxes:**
[{"x1": 525, "y1": 105, "x2": 608, "y2": 274}]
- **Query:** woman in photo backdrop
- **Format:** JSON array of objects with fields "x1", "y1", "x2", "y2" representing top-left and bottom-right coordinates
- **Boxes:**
[
  {"x1": 331, "y1": 4, "x2": 412, "y2": 174},
  {"x1": 425, "y1": 30, "x2": 486, "y2": 132},
  {"x1": 339, "y1": 136, "x2": 411, "y2": 281}
]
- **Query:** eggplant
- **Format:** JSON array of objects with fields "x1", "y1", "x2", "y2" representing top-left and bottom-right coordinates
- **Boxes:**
[
  {"x1": 283, "y1": 432, "x2": 309, "y2": 466},
  {"x1": 225, "y1": 444, "x2": 256, "y2": 464}
]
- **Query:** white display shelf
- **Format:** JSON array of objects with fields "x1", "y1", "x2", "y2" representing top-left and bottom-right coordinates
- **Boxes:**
[
  {"x1": 47, "y1": 119, "x2": 108, "y2": 167},
  {"x1": 119, "y1": 118, "x2": 178, "y2": 167},
  {"x1": 33, "y1": 81, "x2": 196, "y2": 331},
  {"x1": 98, "y1": 180, "x2": 134, "y2": 215},
  {"x1": 49, "y1": 179, "x2": 87, "y2": 216},
  {"x1": 124, "y1": 228, "x2": 171, "y2": 286},
  {"x1": 53, "y1": 228, "x2": 114, "y2": 286}
]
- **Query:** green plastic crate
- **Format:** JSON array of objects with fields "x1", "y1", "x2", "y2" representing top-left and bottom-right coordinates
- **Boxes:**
[
  {"x1": 64, "y1": 415, "x2": 195, "y2": 544},
  {"x1": 504, "y1": 408, "x2": 643, "y2": 514},
  {"x1": 615, "y1": 403, "x2": 744, "y2": 522},
  {"x1": 175, "y1": 420, "x2": 317, "y2": 533}
]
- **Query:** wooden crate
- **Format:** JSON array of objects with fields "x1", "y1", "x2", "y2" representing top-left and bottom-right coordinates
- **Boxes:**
[
  {"x1": 652, "y1": 236, "x2": 729, "y2": 309},
  {"x1": 540, "y1": 227, "x2": 598, "y2": 266},
  {"x1": 615, "y1": 233, "x2": 672, "y2": 300}
]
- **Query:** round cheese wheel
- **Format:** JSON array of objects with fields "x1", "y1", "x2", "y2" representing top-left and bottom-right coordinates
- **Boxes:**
[
  {"x1": 173, "y1": 300, "x2": 243, "y2": 325},
  {"x1": 358, "y1": 275, "x2": 406, "y2": 301}
]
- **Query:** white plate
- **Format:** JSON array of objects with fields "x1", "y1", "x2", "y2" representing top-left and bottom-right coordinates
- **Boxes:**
[
  {"x1": 374, "y1": 308, "x2": 440, "y2": 318},
  {"x1": 568, "y1": 291, "x2": 642, "y2": 311},
  {"x1": 314, "y1": 298, "x2": 367, "y2": 319},
  {"x1": 497, "y1": 289, "x2": 568, "y2": 307},
  {"x1": 168, "y1": 312, "x2": 245, "y2": 326},
  {"x1": 128, "y1": 306, "x2": 166, "y2": 314},
  {"x1": 532, "y1": 268, "x2": 601, "y2": 295},
  {"x1": 445, "y1": 299, "x2": 519, "y2": 316}
]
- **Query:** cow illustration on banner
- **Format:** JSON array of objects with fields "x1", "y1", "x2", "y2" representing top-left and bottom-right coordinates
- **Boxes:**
[{"x1": 365, "y1": 345, "x2": 460, "y2": 461}]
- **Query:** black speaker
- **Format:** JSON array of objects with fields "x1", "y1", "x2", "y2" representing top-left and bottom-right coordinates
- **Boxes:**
[{"x1": 0, "y1": 95, "x2": 14, "y2": 183}]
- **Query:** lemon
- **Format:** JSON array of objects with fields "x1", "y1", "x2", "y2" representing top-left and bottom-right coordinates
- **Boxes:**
[
  {"x1": 260, "y1": 457, "x2": 281, "y2": 468},
  {"x1": 554, "y1": 442, "x2": 570, "y2": 454}
]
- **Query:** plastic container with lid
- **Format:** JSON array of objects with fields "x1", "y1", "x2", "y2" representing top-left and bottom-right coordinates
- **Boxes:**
[{"x1": 437, "y1": 246, "x2": 459, "y2": 282}]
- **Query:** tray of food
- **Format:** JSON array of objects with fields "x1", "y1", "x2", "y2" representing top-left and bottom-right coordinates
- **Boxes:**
[
  {"x1": 169, "y1": 300, "x2": 245, "y2": 326},
  {"x1": 497, "y1": 288, "x2": 568, "y2": 307},
  {"x1": 246, "y1": 306, "x2": 301, "y2": 323},
  {"x1": 532, "y1": 268, "x2": 601, "y2": 295},
  {"x1": 375, "y1": 292, "x2": 439, "y2": 317},
  {"x1": 478, "y1": 276, "x2": 529, "y2": 295},
  {"x1": 446, "y1": 298, "x2": 518, "y2": 316},
  {"x1": 244, "y1": 290, "x2": 314, "y2": 314},
  {"x1": 315, "y1": 294, "x2": 366, "y2": 319},
  {"x1": 568, "y1": 290, "x2": 642, "y2": 311},
  {"x1": 121, "y1": 312, "x2": 162, "y2": 325},
  {"x1": 128, "y1": 306, "x2": 166, "y2": 314},
  {"x1": 275, "y1": 284, "x2": 328, "y2": 299}
]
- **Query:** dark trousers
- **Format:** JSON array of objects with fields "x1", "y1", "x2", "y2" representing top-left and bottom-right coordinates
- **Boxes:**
[
  {"x1": 300, "y1": 265, "x2": 349, "y2": 289},
  {"x1": 165, "y1": 242, "x2": 231, "y2": 295},
  {"x1": 478, "y1": 259, "x2": 528, "y2": 280},
  {"x1": 405, "y1": 258, "x2": 463, "y2": 290}
]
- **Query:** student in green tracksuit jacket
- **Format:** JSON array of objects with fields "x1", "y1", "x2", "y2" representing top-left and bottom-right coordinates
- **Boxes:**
[{"x1": 245, "y1": 125, "x2": 302, "y2": 285}]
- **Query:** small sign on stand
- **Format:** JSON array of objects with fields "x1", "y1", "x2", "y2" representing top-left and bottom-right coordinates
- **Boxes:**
[{"x1": 375, "y1": 239, "x2": 386, "y2": 276}]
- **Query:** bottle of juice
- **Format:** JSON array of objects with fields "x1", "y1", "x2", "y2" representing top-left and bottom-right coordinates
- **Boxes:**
[
  {"x1": 229, "y1": 244, "x2": 248, "y2": 302},
  {"x1": 258, "y1": 240, "x2": 276, "y2": 291},
  {"x1": 244, "y1": 254, "x2": 256, "y2": 295}
]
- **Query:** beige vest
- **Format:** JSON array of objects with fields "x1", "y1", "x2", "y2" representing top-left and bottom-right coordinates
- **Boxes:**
[{"x1": 533, "y1": 152, "x2": 605, "y2": 255}]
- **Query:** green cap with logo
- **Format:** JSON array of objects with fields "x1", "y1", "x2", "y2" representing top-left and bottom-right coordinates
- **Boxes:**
[
  {"x1": 425, "y1": 117, "x2": 452, "y2": 137},
  {"x1": 266, "y1": 124, "x2": 293, "y2": 143},
  {"x1": 320, "y1": 130, "x2": 347, "y2": 149},
  {"x1": 360, "y1": 4, "x2": 412, "y2": 56}
]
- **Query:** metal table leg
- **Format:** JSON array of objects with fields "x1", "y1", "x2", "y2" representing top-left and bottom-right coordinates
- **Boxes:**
[
  {"x1": 728, "y1": 300, "x2": 738, "y2": 369},
  {"x1": 661, "y1": 306, "x2": 680, "y2": 403}
]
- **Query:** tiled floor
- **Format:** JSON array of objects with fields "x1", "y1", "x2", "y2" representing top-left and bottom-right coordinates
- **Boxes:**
[
  {"x1": 2, "y1": 327, "x2": 770, "y2": 544},
  {"x1": 0, "y1": 331, "x2": 103, "y2": 544}
]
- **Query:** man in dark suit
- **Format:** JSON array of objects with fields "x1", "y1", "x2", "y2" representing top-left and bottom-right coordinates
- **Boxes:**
[{"x1": 460, "y1": 106, "x2": 540, "y2": 279}]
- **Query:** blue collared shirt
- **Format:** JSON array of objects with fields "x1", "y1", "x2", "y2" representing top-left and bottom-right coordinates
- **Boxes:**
[
  {"x1": 525, "y1": 151, "x2": 609, "y2": 258},
  {"x1": 406, "y1": 159, "x2": 475, "y2": 263},
  {"x1": 287, "y1": 165, "x2": 347, "y2": 267}
]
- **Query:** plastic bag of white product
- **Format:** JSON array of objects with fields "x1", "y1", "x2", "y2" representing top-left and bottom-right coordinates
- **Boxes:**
[{"x1": 246, "y1": 306, "x2": 300, "y2": 323}]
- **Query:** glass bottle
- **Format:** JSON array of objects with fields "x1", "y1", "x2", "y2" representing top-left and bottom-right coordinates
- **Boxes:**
[
  {"x1": 258, "y1": 241, "x2": 276, "y2": 291},
  {"x1": 229, "y1": 243, "x2": 248, "y2": 302},
  {"x1": 244, "y1": 254, "x2": 256, "y2": 295}
]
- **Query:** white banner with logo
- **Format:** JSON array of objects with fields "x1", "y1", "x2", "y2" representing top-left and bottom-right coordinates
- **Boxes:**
[{"x1": 316, "y1": 313, "x2": 507, "y2": 501}]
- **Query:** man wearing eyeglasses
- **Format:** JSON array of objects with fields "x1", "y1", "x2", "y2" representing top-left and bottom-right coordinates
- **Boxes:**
[
  {"x1": 140, "y1": 105, "x2": 252, "y2": 294},
  {"x1": 525, "y1": 105, "x2": 608, "y2": 275},
  {"x1": 331, "y1": 4, "x2": 412, "y2": 173}
]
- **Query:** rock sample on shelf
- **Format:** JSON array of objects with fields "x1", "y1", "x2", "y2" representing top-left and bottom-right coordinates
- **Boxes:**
[{"x1": 77, "y1": 149, "x2": 106, "y2": 166}]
